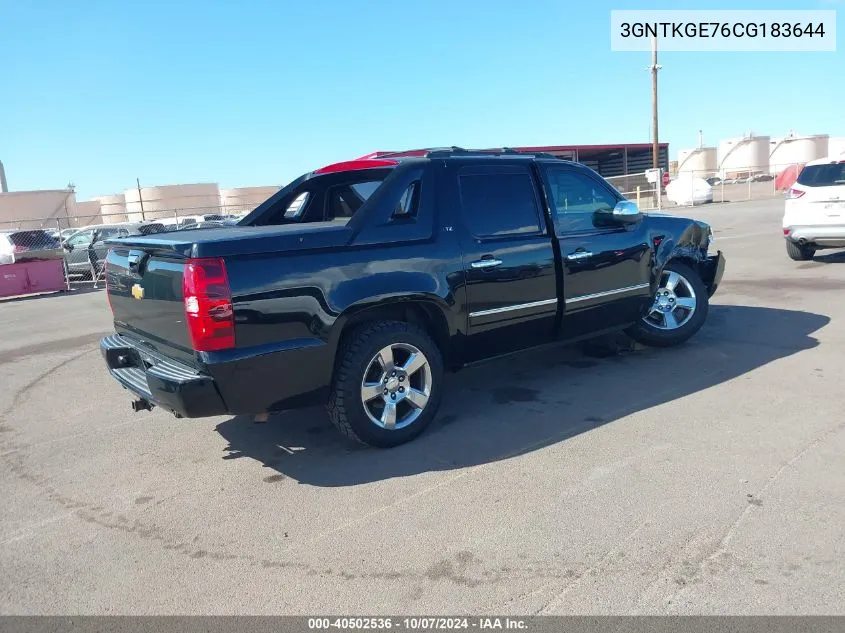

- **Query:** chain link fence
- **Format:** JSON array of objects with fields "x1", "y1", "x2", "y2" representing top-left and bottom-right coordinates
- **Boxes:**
[
  {"x1": 606, "y1": 162, "x2": 797, "y2": 210},
  {"x1": 0, "y1": 164, "x2": 800, "y2": 298},
  {"x1": 0, "y1": 204, "x2": 259, "y2": 297}
]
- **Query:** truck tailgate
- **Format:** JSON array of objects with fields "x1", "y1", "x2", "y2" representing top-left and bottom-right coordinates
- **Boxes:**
[{"x1": 105, "y1": 245, "x2": 195, "y2": 366}]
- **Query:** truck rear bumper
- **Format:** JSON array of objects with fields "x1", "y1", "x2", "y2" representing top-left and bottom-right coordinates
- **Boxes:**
[{"x1": 100, "y1": 334, "x2": 227, "y2": 418}]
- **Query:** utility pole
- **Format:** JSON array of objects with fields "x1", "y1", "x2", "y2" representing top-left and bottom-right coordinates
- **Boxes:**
[
  {"x1": 136, "y1": 177, "x2": 146, "y2": 221},
  {"x1": 650, "y1": 35, "x2": 661, "y2": 170},
  {"x1": 648, "y1": 35, "x2": 663, "y2": 209}
]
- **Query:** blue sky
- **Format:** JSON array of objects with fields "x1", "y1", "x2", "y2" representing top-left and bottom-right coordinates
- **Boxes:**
[{"x1": 1, "y1": 0, "x2": 842, "y2": 199}]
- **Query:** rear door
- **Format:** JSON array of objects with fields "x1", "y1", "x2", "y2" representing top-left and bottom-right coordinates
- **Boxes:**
[
  {"x1": 453, "y1": 161, "x2": 559, "y2": 362},
  {"x1": 538, "y1": 163, "x2": 652, "y2": 339}
]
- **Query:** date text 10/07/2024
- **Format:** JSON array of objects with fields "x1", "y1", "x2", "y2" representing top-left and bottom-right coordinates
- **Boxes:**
[{"x1": 307, "y1": 617, "x2": 529, "y2": 630}]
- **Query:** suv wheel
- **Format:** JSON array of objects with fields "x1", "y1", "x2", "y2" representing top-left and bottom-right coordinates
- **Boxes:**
[
  {"x1": 327, "y1": 321, "x2": 444, "y2": 448},
  {"x1": 626, "y1": 261, "x2": 709, "y2": 348},
  {"x1": 786, "y1": 240, "x2": 815, "y2": 261}
]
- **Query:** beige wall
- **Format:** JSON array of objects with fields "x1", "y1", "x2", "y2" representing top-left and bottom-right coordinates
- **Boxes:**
[
  {"x1": 74, "y1": 200, "x2": 102, "y2": 225},
  {"x1": 219, "y1": 186, "x2": 281, "y2": 214},
  {"x1": 0, "y1": 189, "x2": 78, "y2": 231},
  {"x1": 0, "y1": 180, "x2": 283, "y2": 231},
  {"x1": 94, "y1": 194, "x2": 127, "y2": 224},
  {"x1": 124, "y1": 183, "x2": 221, "y2": 222}
]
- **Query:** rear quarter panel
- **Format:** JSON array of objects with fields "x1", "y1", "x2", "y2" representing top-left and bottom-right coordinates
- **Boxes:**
[{"x1": 209, "y1": 160, "x2": 468, "y2": 412}]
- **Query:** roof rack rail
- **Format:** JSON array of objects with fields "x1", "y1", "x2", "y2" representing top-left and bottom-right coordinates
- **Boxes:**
[{"x1": 424, "y1": 147, "x2": 563, "y2": 160}]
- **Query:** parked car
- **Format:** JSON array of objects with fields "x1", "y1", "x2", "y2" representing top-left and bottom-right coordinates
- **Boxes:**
[
  {"x1": 62, "y1": 222, "x2": 165, "y2": 276},
  {"x1": 47, "y1": 227, "x2": 80, "y2": 242},
  {"x1": 665, "y1": 175, "x2": 714, "y2": 206},
  {"x1": 0, "y1": 230, "x2": 63, "y2": 265},
  {"x1": 99, "y1": 149, "x2": 725, "y2": 448},
  {"x1": 782, "y1": 155, "x2": 845, "y2": 261}
]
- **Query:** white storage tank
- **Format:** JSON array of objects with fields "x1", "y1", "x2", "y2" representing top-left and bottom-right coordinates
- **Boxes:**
[
  {"x1": 769, "y1": 134, "x2": 829, "y2": 173},
  {"x1": 124, "y1": 183, "x2": 220, "y2": 222},
  {"x1": 677, "y1": 147, "x2": 717, "y2": 176},
  {"x1": 219, "y1": 186, "x2": 281, "y2": 215},
  {"x1": 718, "y1": 134, "x2": 771, "y2": 178},
  {"x1": 828, "y1": 137, "x2": 845, "y2": 158},
  {"x1": 93, "y1": 194, "x2": 127, "y2": 224},
  {"x1": 74, "y1": 200, "x2": 102, "y2": 226}
]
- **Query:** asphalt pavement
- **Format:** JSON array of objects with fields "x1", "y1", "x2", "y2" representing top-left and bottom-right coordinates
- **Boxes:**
[{"x1": 1, "y1": 198, "x2": 843, "y2": 615}]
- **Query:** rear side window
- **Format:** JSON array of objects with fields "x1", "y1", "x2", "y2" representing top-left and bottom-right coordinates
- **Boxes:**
[
  {"x1": 325, "y1": 180, "x2": 382, "y2": 221},
  {"x1": 458, "y1": 168, "x2": 542, "y2": 237},
  {"x1": 284, "y1": 191, "x2": 311, "y2": 219},
  {"x1": 797, "y1": 163, "x2": 845, "y2": 187},
  {"x1": 96, "y1": 228, "x2": 122, "y2": 240}
]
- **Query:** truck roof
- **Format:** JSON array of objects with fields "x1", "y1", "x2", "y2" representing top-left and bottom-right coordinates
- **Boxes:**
[{"x1": 314, "y1": 147, "x2": 576, "y2": 176}]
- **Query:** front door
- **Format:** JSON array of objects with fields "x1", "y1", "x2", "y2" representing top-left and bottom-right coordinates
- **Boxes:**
[
  {"x1": 538, "y1": 163, "x2": 653, "y2": 340},
  {"x1": 453, "y1": 162, "x2": 559, "y2": 362},
  {"x1": 64, "y1": 229, "x2": 94, "y2": 273}
]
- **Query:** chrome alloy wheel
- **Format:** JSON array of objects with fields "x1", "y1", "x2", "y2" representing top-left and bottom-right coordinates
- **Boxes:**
[
  {"x1": 360, "y1": 343, "x2": 432, "y2": 430},
  {"x1": 644, "y1": 270, "x2": 697, "y2": 330}
]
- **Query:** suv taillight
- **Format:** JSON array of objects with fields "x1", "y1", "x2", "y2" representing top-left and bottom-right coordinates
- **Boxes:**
[
  {"x1": 183, "y1": 257, "x2": 235, "y2": 352},
  {"x1": 786, "y1": 188, "x2": 805, "y2": 199}
]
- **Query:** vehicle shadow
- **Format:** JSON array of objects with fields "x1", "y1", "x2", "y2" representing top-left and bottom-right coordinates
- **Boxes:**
[
  {"x1": 812, "y1": 251, "x2": 845, "y2": 264},
  {"x1": 0, "y1": 285, "x2": 103, "y2": 304},
  {"x1": 214, "y1": 305, "x2": 830, "y2": 487}
]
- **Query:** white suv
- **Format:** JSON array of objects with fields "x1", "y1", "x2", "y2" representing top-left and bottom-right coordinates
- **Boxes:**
[{"x1": 782, "y1": 154, "x2": 845, "y2": 261}]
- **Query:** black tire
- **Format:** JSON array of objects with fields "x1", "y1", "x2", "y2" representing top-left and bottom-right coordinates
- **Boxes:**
[
  {"x1": 626, "y1": 261, "x2": 709, "y2": 348},
  {"x1": 786, "y1": 240, "x2": 815, "y2": 261},
  {"x1": 326, "y1": 321, "x2": 444, "y2": 448}
]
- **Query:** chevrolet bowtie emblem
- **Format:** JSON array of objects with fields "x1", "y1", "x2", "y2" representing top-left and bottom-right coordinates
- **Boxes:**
[{"x1": 131, "y1": 284, "x2": 144, "y2": 300}]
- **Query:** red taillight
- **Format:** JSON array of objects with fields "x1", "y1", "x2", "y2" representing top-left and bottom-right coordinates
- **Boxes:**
[
  {"x1": 786, "y1": 188, "x2": 805, "y2": 199},
  {"x1": 12, "y1": 245, "x2": 27, "y2": 253},
  {"x1": 313, "y1": 159, "x2": 398, "y2": 174},
  {"x1": 182, "y1": 257, "x2": 235, "y2": 352},
  {"x1": 783, "y1": 228, "x2": 791, "y2": 236}
]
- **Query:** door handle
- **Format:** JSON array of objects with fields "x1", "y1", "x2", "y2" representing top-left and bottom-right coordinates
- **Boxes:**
[
  {"x1": 471, "y1": 258, "x2": 503, "y2": 269},
  {"x1": 565, "y1": 251, "x2": 593, "y2": 261}
]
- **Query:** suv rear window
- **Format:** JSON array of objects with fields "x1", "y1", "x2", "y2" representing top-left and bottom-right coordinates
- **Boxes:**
[
  {"x1": 797, "y1": 163, "x2": 845, "y2": 187},
  {"x1": 9, "y1": 230, "x2": 59, "y2": 249}
]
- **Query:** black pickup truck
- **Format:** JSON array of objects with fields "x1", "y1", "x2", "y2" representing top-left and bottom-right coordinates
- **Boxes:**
[{"x1": 100, "y1": 149, "x2": 725, "y2": 447}]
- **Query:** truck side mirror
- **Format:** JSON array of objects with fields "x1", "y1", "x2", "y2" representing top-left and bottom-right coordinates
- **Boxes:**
[{"x1": 611, "y1": 200, "x2": 642, "y2": 225}]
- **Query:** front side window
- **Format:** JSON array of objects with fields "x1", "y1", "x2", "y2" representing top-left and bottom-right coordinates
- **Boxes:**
[
  {"x1": 67, "y1": 230, "x2": 93, "y2": 246},
  {"x1": 543, "y1": 167, "x2": 619, "y2": 233},
  {"x1": 458, "y1": 167, "x2": 542, "y2": 238}
]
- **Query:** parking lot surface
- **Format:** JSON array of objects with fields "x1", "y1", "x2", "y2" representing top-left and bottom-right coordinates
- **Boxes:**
[{"x1": 1, "y1": 198, "x2": 843, "y2": 615}]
